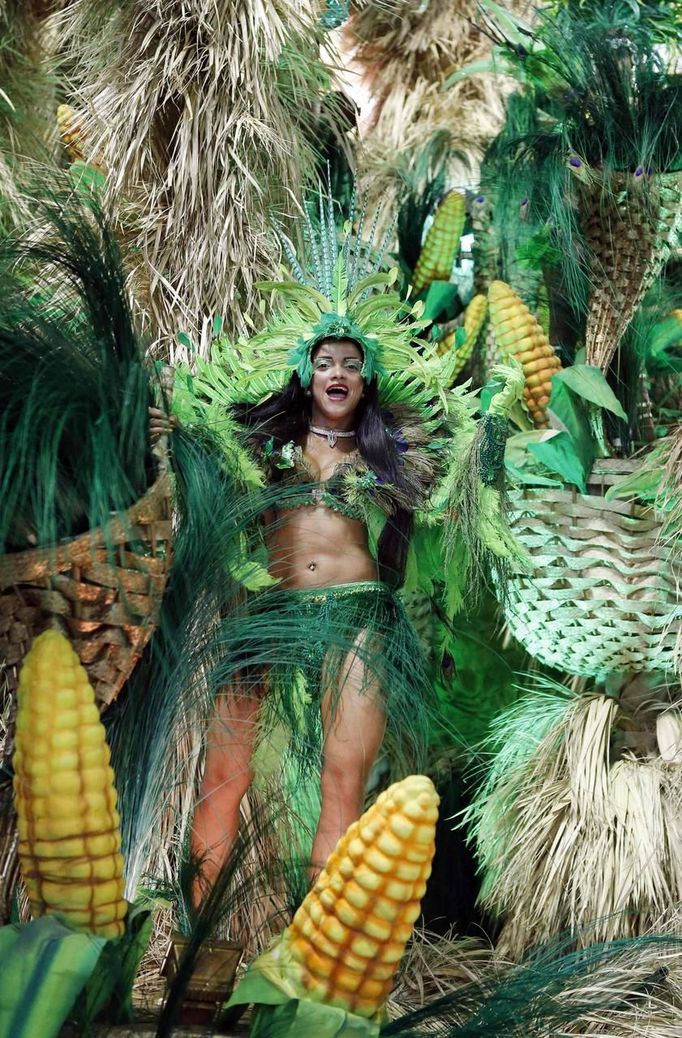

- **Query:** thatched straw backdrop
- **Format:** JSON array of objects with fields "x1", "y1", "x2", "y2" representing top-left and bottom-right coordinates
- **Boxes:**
[
  {"x1": 347, "y1": 0, "x2": 522, "y2": 204},
  {"x1": 0, "y1": 0, "x2": 60, "y2": 224},
  {"x1": 57, "y1": 0, "x2": 339, "y2": 359}
]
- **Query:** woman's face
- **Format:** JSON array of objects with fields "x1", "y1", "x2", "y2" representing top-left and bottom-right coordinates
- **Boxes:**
[{"x1": 309, "y1": 339, "x2": 364, "y2": 427}]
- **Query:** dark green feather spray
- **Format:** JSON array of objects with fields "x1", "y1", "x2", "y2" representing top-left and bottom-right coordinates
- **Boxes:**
[{"x1": 0, "y1": 185, "x2": 155, "y2": 551}]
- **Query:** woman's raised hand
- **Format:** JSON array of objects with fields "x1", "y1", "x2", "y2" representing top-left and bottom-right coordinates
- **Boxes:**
[{"x1": 148, "y1": 406, "x2": 177, "y2": 445}]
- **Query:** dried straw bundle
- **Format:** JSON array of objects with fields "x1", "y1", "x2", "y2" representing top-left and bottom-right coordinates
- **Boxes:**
[
  {"x1": 56, "y1": 0, "x2": 337, "y2": 358},
  {"x1": 378, "y1": 911, "x2": 682, "y2": 1036},
  {"x1": 0, "y1": 0, "x2": 60, "y2": 223},
  {"x1": 467, "y1": 682, "x2": 682, "y2": 960},
  {"x1": 348, "y1": 0, "x2": 516, "y2": 204}
]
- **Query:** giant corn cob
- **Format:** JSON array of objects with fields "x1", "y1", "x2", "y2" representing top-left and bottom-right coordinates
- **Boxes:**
[
  {"x1": 438, "y1": 294, "x2": 487, "y2": 381},
  {"x1": 488, "y1": 280, "x2": 562, "y2": 428},
  {"x1": 230, "y1": 775, "x2": 439, "y2": 1026},
  {"x1": 412, "y1": 191, "x2": 466, "y2": 294},
  {"x1": 13, "y1": 630, "x2": 126, "y2": 939},
  {"x1": 56, "y1": 103, "x2": 106, "y2": 172}
]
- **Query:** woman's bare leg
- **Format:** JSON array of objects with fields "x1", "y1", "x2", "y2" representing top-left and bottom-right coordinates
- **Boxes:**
[
  {"x1": 191, "y1": 683, "x2": 261, "y2": 906},
  {"x1": 310, "y1": 643, "x2": 386, "y2": 879}
]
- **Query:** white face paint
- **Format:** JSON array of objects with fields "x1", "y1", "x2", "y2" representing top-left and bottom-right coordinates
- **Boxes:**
[{"x1": 310, "y1": 339, "x2": 364, "y2": 428}]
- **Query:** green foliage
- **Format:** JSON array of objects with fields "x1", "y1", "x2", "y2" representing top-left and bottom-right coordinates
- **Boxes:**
[
  {"x1": 554, "y1": 366, "x2": 627, "y2": 420},
  {"x1": 0, "y1": 916, "x2": 105, "y2": 1038},
  {"x1": 421, "y1": 281, "x2": 461, "y2": 324},
  {"x1": 456, "y1": 3, "x2": 682, "y2": 329},
  {"x1": 505, "y1": 365, "x2": 632, "y2": 489},
  {"x1": 226, "y1": 946, "x2": 379, "y2": 1037},
  {"x1": 543, "y1": 0, "x2": 682, "y2": 44},
  {"x1": 0, "y1": 182, "x2": 154, "y2": 551},
  {"x1": 430, "y1": 590, "x2": 530, "y2": 756},
  {"x1": 73, "y1": 899, "x2": 156, "y2": 1032},
  {"x1": 381, "y1": 931, "x2": 682, "y2": 1036}
]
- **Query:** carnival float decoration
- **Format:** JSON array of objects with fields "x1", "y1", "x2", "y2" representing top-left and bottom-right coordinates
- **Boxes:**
[
  {"x1": 445, "y1": 1, "x2": 682, "y2": 958},
  {"x1": 0, "y1": 0, "x2": 681, "y2": 1035}
]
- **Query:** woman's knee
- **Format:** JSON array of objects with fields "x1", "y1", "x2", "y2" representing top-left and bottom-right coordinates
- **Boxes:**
[
  {"x1": 320, "y1": 753, "x2": 369, "y2": 800},
  {"x1": 200, "y1": 749, "x2": 254, "y2": 800}
]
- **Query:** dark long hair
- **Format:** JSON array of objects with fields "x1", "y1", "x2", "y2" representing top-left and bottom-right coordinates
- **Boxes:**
[{"x1": 234, "y1": 375, "x2": 413, "y2": 585}]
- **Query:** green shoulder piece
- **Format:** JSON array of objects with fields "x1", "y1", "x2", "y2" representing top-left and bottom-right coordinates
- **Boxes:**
[{"x1": 172, "y1": 364, "x2": 266, "y2": 489}]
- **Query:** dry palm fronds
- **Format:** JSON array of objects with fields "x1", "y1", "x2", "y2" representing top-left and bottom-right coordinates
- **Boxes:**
[
  {"x1": 389, "y1": 926, "x2": 492, "y2": 1012},
  {"x1": 57, "y1": 0, "x2": 339, "y2": 358},
  {"x1": 466, "y1": 679, "x2": 682, "y2": 960},
  {"x1": 384, "y1": 915, "x2": 682, "y2": 1037},
  {"x1": 347, "y1": 0, "x2": 522, "y2": 208},
  {"x1": 0, "y1": 0, "x2": 60, "y2": 225}
]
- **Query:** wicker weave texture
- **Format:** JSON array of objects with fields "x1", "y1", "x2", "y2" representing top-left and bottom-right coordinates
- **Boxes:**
[
  {"x1": 501, "y1": 460, "x2": 681, "y2": 679},
  {"x1": 0, "y1": 473, "x2": 172, "y2": 710}
]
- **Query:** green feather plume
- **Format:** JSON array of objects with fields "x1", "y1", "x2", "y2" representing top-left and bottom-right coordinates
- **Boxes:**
[{"x1": 0, "y1": 183, "x2": 154, "y2": 551}]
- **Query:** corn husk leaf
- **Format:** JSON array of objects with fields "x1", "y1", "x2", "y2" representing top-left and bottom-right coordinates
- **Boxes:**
[
  {"x1": 226, "y1": 954, "x2": 379, "y2": 1037},
  {"x1": 0, "y1": 916, "x2": 106, "y2": 1038}
]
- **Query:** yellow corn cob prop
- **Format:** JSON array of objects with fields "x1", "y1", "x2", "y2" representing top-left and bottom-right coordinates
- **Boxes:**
[
  {"x1": 412, "y1": 191, "x2": 465, "y2": 295},
  {"x1": 438, "y1": 295, "x2": 487, "y2": 381},
  {"x1": 57, "y1": 103, "x2": 106, "y2": 172},
  {"x1": 231, "y1": 775, "x2": 439, "y2": 1027},
  {"x1": 13, "y1": 630, "x2": 126, "y2": 939},
  {"x1": 488, "y1": 280, "x2": 562, "y2": 428}
]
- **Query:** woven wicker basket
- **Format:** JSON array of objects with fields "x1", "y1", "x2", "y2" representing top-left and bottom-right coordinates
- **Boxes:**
[
  {"x1": 500, "y1": 459, "x2": 681, "y2": 680},
  {"x1": 0, "y1": 472, "x2": 172, "y2": 708},
  {"x1": 0, "y1": 470, "x2": 172, "y2": 921}
]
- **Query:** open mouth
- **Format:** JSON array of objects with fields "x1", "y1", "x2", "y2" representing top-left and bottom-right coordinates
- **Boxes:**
[{"x1": 326, "y1": 385, "x2": 349, "y2": 400}]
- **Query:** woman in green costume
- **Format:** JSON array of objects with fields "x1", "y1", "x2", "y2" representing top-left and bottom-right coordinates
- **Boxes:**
[{"x1": 185, "y1": 196, "x2": 524, "y2": 899}]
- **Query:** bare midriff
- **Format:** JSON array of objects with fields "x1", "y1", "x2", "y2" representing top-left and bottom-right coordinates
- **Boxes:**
[{"x1": 268, "y1": 502, "x2": 378, "y2": 589}]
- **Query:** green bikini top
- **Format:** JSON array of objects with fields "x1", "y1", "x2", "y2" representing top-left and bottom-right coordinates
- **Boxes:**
[
  {"x1": 256, "y1": 405, "x2": 450, "y2": 523},
  {"x1": 260, "y1": 439, "x2": 367, "y2": 520}
]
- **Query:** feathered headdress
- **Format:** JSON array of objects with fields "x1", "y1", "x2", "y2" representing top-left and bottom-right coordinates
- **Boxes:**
[{"x1": 221, "y1": 188, "x2": 462, "y2": 409}]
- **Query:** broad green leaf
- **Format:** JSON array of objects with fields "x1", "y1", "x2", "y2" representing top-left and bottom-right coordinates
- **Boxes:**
[
  {"x1": 528, "y1": 430, "x2": 589, "y2": 491},
  {"x1": 68, "y1": 161, "x2": 106, "y2": 197},
  {"x1": 228, "y1": 556, "x2": 279, "y2": 591},
  {"x1": 604, "y1": 463, "x2": 666, "y2": 503},
  {"x1": 0, "y1": 916, "x2": 105, "y2": 1038},
  {"x1": 479, "y1": 0, "x2": 535, "y2": 41},
  {"x1": 547, "y1": 377, "x2": 595, "y2": 476},
  {"x1": 481, "y1": 376, "x2": 504, "y2": 414},
  {"x1": 212, "y1": 314, "x2": 224, "y2": 337},
  {"x1": 75, "y1": 902, "x2": 154, "y2": 1029},
  {"x1": 249, "y1": 1000, "x2": 378, "y2": 1038},
  {"x1": 505, "y1": 458, "x2": 563, "y2": 488},
  {"x1": 177, "y1": 330, "x2": 194, "y2": 350},
  {"x1": 554, "y1": 365, "x2": 627, "y2": 419},
  {"x1": 505, "y1": 429, "x2": 552, "y2": 467},
  {"x1": 442, "y1": 53, "x2": 518, "y2": 88},
  {"x1": 226, "y1": 969, "x2": 289, "y2": 1010},
  {"x1": 420, "y1": 280, "x2": 460, "y2": 323}
]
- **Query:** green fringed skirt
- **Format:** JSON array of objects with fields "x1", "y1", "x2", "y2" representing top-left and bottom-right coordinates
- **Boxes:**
[{"x1": 223, "y1": 580, "x2": 435, "y2": 776}]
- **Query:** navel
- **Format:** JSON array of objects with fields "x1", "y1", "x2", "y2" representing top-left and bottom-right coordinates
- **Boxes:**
[{"x1": 308, "y1": 561, "x2": 317, "y2": 572}]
